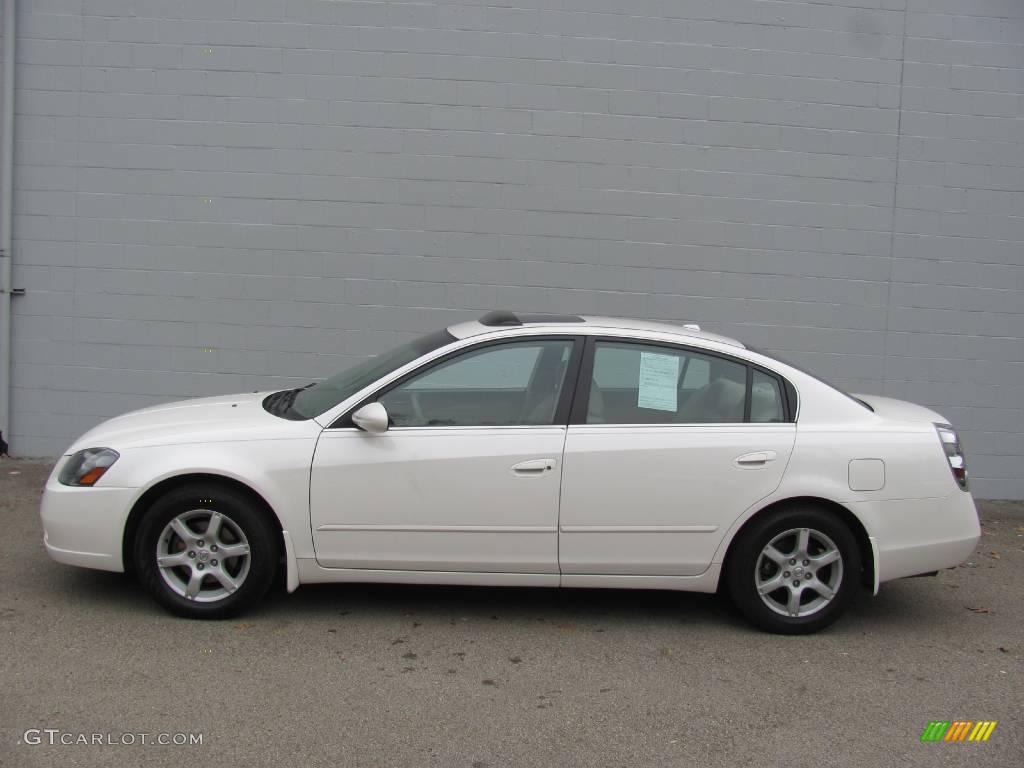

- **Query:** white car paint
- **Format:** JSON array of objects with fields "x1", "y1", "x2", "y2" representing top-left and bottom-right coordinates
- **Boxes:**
[
  {"x1": 310, "y1": 426, "x2": 564, "y2": 572},
  {"x1": 40, "y1": 314, "x2": 980, "y2": 617},
  {"x1": 559, "y1": 422, "x2": 795, "y2": 576}
]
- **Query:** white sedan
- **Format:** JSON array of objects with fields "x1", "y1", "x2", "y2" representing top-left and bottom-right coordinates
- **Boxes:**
[{"x1": 40, "y1": 312, "x2": 980, "y2": 633}]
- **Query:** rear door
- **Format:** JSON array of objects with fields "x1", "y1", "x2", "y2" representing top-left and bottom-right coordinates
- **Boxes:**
[{"x1": 559, "y1": 338, "x2": 796, "y2": 576}]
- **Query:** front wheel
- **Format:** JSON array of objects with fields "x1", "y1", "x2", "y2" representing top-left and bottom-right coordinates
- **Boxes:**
[
  {"x1": 726, "y1": 507, "x2": 861, "y2": 634},
  {"x1": 134, "y1": 484, "x2": 279, "y2": 619}
]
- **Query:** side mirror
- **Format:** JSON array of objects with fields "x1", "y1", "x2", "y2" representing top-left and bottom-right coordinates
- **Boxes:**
[{"x1": 351, "y1": 402, "x2": 389, "y2": 433}]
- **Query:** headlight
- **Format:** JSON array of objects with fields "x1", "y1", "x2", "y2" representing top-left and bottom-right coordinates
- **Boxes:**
[{"x1": 58, "y1": 448, "x2": 120, "y2": 487}]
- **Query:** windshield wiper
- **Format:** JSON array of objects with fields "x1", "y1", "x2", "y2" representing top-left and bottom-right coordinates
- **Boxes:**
[
  {"x1": 283, "y1": 382, "x2": 317, "y2": 411},
  {"x1": 263, "y1": 385, "x2": 315, "y2": 420},
  {"x1": 262, "y1": 390, "x2": 288, "y2": 415},
  {"x1": 279, "y1": 387, "x2": 303, "y2": 411}
]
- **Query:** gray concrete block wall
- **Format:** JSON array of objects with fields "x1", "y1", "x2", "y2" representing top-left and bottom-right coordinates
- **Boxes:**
[{"x1": 3, "y1": 0, "x2": 1022, "y2": 497}]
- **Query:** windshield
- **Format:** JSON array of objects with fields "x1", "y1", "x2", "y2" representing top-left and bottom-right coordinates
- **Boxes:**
[{"x1": 290, "y1": 329, "x2": 455, "y2": 419}]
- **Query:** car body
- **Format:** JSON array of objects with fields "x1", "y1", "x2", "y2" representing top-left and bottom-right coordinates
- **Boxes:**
[{"x1": 40, "y1": 311, "x2": 980, "y2": 633}]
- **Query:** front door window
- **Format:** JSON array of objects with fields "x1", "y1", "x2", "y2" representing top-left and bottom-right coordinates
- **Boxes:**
[{"x1": 380, "y1": 340, "x2": 575, "y2": 427}]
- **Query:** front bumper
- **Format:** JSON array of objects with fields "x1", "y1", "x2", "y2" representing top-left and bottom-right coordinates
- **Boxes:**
[
  {"x1": 40, "y1": 474, "x2": 138, "y2": 573},
  {"x1": 850, "y1": 488, "x2": 981, "y2": 584}
]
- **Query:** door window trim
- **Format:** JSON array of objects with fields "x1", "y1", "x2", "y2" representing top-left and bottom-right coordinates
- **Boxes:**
[
  {"x1": 569, "y1": 336, "x2": 795, "y2": 426},
  {"x1": 330, "y1": 336, "x2": 585, "y2": 430}
]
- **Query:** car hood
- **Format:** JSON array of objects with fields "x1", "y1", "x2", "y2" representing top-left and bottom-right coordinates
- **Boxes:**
[
  {"x1": 850, "y1": 393, "x2": 948, "y2": 426},
  {"x1": 66, "y1": 391, "x2": 318, "y2": 452}
]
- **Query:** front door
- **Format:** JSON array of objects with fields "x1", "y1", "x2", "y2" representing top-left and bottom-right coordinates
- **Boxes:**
[
  {"x1": 310, "y1": 337, "x2": 579, "y2": 573},
  {"x1": 559, "y1": 339, "x2": 796, "y2": 576}
]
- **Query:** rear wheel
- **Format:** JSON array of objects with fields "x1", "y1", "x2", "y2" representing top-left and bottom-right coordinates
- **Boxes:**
[
  {"x1": 726, "y1": 506, "x2": 861, "y2": 634},
  {"x1": 134, "y1": 484, "x2": 279, "y2": 619}
]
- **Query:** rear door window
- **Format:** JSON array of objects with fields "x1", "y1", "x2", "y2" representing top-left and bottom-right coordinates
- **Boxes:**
[{"x1": 587, "y1": 341, "x2": 748, "y2": 424}]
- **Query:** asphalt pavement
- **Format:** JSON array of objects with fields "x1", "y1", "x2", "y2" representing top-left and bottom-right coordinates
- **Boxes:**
[{"x1": 1, "y1": 459, "x2": 1021, "y2": 767}]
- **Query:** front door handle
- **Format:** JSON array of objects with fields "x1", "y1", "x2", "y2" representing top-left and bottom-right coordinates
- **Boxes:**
[
  {"x1": 511, "y1": 458, "x2": 555, "y2": 475},
  {"x1": 734, "y1": 451, "x2": 777, "y2": 468}
]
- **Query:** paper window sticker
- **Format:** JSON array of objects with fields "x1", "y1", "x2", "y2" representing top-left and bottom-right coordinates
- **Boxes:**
[{"x1": 637, "y1": 352, "x2": 680, "y2": 412}]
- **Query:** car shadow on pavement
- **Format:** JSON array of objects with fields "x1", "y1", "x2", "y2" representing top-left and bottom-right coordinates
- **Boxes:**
[
  {"x1": 276, "y1": 580, "x2": 954, "y2": 634},
  {"x1": 275, "y1": 581, "x2": 741, "y2": 628},
  {"x1": 44, "y1": 561, "x2": 963, "y2": 637}
]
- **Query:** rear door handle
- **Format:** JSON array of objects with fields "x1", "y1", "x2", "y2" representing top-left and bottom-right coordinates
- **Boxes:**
[
  {"x1": 511, "y1": 458, "x2": 555, "y2": 475},
  {"x1": 734, "y1": 451, "x2": 777, "y2": 468}
]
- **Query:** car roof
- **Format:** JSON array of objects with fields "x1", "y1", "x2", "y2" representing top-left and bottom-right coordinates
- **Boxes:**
[{"x1": 446, "y1": 311, "x2": 745, "y2": 349}]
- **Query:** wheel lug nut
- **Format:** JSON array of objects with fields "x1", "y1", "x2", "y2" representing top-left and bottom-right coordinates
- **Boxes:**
[
  {"x1": 197, "y1": 563, "x2": 204, "y2": 571},
  {"x1": 805, "y1": 574, "x2": 812, "y2": 580},
  {"x1": 792, "y1": 580, "x2": 800, "y2": 588},
  {"x1": 188, "y1": 551, "x2": 196, "y2": 558},
  {"x1": 783, "y1": 571, "x2": 791, "y2": 578},
  {"x1": 211, "y1": 559, "x2": 218, "y2": 567},
  {"x1": 197, "y1": 540, "x2": 205, "y2": 547},
  {"x1": 803, "y1": 560, "x2": 809, "y2": 566},
  {"x1": 210, "y1": 545, "x2": 218, "y2": 552}
]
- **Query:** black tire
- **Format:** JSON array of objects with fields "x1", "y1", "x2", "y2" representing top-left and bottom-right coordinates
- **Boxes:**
[
  {"x1": 726, "y1": 506, "x2": 862, "y2": 635},
  {"x1": 134, "y1": 483, "x2": 279, "y2": 619}
]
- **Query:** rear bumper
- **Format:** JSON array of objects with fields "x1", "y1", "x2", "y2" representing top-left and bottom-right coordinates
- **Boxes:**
[
  {"x1": 39, "y1": 477, "x2": 137, "y2": 573},
  {"x1": 850, "y1": 489, "x2": 980, "y2": 584}
]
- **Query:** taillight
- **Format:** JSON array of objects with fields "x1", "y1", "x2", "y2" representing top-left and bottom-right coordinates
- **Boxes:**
[{"x1": 935, "y1": 424, "x2": 968, "y2": 491}]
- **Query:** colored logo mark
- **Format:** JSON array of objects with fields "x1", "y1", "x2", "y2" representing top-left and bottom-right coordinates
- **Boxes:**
[{"x1": 921, "y1": 721, "x2": 997, "y2": 742}]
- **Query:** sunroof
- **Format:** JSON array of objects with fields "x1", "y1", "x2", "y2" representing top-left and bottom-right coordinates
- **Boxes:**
[{"x1": 478, "y1": 311, "x2": 585, "y2": 327}]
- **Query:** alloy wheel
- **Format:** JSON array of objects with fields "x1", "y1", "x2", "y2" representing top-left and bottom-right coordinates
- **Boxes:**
[
  {"x1": 754, "y1": 527, "x2": 844, "y2": 618},
  {"x1": 156, "y1": 510, "x2": 251, "y2": 603}
]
